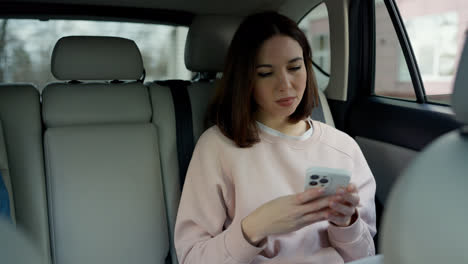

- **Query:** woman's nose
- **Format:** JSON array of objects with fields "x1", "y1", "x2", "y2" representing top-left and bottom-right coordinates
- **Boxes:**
[{"x1": 277, "y1": 72, "x2": 292, "y2": 92}]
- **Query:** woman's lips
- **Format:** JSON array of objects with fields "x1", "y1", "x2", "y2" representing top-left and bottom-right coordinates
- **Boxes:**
[{"x1": 276, "y1": 97, "x2": 296, "y2": 107}]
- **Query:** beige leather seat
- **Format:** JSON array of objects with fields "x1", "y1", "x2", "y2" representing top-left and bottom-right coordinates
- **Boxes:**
[
  {"x1": 147, "y1": 15, "x2": 241, "y2": 264},
  {"x1": 0, "y1": 83, "x2": 51, "y2": 264},
  {"x1": 42, "y1": 36, "x2": 169, "y2": 264},
  {"x1": 379, "y1": 35, "x2": 468, "y2": 264},
  {"x1": 0, "y1": 218, "x2": 43, "y2": 264}
]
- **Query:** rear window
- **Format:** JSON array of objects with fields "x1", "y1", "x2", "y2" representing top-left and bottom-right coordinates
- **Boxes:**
[{"x1": 0, "y1": 19, "x2": 190, "y2": 90}]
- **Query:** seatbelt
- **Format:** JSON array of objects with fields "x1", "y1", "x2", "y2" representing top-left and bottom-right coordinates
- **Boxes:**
[
  {"x1": 155, "y1": 80, "x2": 194, "y2": 191},
  {"x1": 0, "y1": 171, "x2": 11, "y2": 221}
]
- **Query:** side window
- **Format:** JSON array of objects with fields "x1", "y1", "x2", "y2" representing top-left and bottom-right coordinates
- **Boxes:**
[
  {"x1": 374, "y1": 0, "x2": 416, "y2": 100},
  {"x1": 375, "y1": 0, "x2": 466, "y2": 105},
  {"x1": 299, "y1": 2, "x2": 331, "y2": 92},
  {"x1": 0, "y1": 19, "x2": 190, "y2": 90}
]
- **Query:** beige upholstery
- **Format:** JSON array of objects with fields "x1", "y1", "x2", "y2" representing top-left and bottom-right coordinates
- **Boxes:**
[
  {"x1": 147, "y1": 84, "x2": 181, "y2": 264},
  {"x1": 380, "y1": 129, "x2": 468, "y2": 264},
  {"x1": 380, "y1": 36, "x2": 468, "y2": 264},
  {"x1": 147, "y1": 80, "x2": 217, "y2": 264},
  {"x1": 0, "y1": 219, "x2": 43, "y2": 264},
  {"x1": 52, "y1": 36, "x2": 144, "y2": 81},
  {"x1": 43, "y1": 36, "x2": 170, "y2": 264},
  {"x1": 0, "y1": 84, "x2": 51, "y2": 264},
  {"x1": 43, "y1": 123, "x2": 168, "y2": 264},
  {"x1": 185, "y1": 15, "x2": 242, "y2": 72},
  {"x1": 317, "y1": 88, "x2": 335, "y2": 127},
  {"x1": 42, "y1": 82, "x2": 152, "y2": 127}
]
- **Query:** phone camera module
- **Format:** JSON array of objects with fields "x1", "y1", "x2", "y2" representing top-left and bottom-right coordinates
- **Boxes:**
[{"x1": 311, "y1": 175, "x2": 320, "y2": 180}]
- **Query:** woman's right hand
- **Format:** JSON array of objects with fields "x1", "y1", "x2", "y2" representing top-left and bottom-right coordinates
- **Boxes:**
[{"x1": 241, "y1": 187, "x2": 333, "y2": 246}]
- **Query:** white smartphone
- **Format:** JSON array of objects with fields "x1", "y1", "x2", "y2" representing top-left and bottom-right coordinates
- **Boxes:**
[{"x1": 304, "y1": 167, "x2": 351, "y2": 196}]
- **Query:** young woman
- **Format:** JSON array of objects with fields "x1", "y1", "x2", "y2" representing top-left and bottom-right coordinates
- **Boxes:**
[{"x1": 174, "y1": 11, "x2": 376, "y2": 264}]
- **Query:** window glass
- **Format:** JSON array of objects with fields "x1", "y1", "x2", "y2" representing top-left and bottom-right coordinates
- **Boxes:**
[
  {"x1": 299, "y1": 2, "x2": 331, "y2": 91},
  {"x1": 375, "y1": 0, "x2": 467, "y2": 104},
  {"x1": 375, "y1": 0, "x2": 416, "y2": 100},
  {"x1": 0, "y1": 19, "x2": 190, "y2": 90},
  {"x1": 398, "y1": 2, "x2": 466, "y2": 105}
]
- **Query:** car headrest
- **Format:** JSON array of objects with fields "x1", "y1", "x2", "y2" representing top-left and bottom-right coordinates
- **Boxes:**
[
  {"x1": 0, "y1": 220, "x2": 42, "y2": 264},
  {"x1": 380, "y1": 128, "x2": 468, "y2": 263},
  {"x1": 185, "y1": 15, "x2": 242, "y2": 73},
  {"x1": 42, "y1": 83, "x2": 152, "y2": 128},
  {"x1": 452, "y1": 35, "x2": 468, "y2": 124},
  {"x1": 51, "y1": 36, "x2": 144, "y2": 81}
]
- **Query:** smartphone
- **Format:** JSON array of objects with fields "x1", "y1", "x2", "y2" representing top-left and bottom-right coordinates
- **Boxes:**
[{"x1": 304, "y1": 167, "x2": 351, "y2": 196}]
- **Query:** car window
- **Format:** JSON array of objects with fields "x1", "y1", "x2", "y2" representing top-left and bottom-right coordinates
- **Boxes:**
[
  {"x1": 374, "y1": 0, "x2": 467, "y2": 105},
  {"x1": 298, "y1": 2, "x2": 330, "y2": 91},
  {"x1": 0, "y1": 19, "x2": 190, "y2": 90},
  {"x1": 397, "y1": 0, "x2": 465, "y2": 105},
  {"x1": 374, "y1": 0, "x2": 416, "y2": 101}
]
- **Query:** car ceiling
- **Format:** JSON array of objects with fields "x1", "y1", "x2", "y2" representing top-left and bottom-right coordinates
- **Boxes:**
[{"x1": 0, "y1": 0, "x2": 322, "y2": 24}]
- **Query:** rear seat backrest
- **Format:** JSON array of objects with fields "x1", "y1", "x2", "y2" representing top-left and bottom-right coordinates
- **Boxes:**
[
  {"x1": 0, "y1": 84, "x2": 51, "y2": 264},
  {"x1": 42, "y1": 36, "x2": 169, "y2": 264},
  {"x1": 147, "y1": 15, "x2": 241, "y2": 264}
]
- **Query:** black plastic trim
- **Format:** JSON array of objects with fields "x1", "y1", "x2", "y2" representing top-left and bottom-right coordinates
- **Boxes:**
[
  {"x1": 329, "y1": 0, "x2": 374, "y2": 131},
  {"x1": 349, "y1": 97, "x2": 460, "y2": 151},
  {"x1": 0, "y1": 2, "x2": 194, "y2": 26},
  {"x1": 312, "y1": 61, "x2": 330, "y2": 77}
]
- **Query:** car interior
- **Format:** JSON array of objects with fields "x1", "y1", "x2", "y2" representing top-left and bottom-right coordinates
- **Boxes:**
[{"x1": 0, "y1": 0, "x2": 466, "y2": 263}]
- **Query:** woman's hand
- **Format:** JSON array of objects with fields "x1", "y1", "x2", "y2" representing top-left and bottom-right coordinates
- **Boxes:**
[
  {"x1": 241, "y1": 187, "x2": 333, "y2": 246},
  {"x1": 328, "y1": 184, "x2": 360, "y2": 227}
]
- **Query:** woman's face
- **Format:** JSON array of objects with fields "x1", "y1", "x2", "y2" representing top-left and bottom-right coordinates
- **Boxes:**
[{"x1": 253, "y1": 35, "x2": 307, "y2": 123}]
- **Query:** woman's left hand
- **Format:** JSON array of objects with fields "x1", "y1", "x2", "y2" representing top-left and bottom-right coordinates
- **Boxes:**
[{"x1": 328, "y1": 183, "x2": 360, "y2": 227}]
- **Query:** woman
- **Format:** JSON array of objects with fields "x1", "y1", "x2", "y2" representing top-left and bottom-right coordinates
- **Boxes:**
[{"x1": 174, "y1": 11, "x2": 376, "y2": 264}]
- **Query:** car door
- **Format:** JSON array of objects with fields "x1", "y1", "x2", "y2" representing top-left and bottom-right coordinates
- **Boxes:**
[{"x1": 328, "y1": 0, "x2": 463, "y2": 251}]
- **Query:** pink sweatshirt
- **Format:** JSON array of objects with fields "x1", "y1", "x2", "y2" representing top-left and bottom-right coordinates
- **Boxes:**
[{"x1": 175, "y1": 120, "x2": 377, "y2": 264}]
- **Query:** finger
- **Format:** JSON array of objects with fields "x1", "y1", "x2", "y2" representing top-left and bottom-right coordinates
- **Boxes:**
[
  {"x1": 330, "y1": 200, "x2": 355, "y2": 216},
  {"x1": 339, "y1": 192, "x2": 360, "y2": 207},
  {"x1": 346, "y1": 183, "x2": 358, "y2": 193},
  {"x1": 299, "y1": 196, "x2": 332, "y2": 215},
  {"x1": 300, "y1": 208, "x2": 330, "y2": 225},
  {"x1": 296, "y1": 187, "x2": 325, "y2": 204}
]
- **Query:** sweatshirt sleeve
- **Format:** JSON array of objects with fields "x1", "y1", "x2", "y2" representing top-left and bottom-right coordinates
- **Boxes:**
[
  {"x1": 174, "y1": 130, "x2": 265, "y2": 264},
  {"x1": 327, "y1": 138, "x2": 377, "y2": 262}
]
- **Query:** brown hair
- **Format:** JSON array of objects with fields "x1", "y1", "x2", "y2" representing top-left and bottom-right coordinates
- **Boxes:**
[{"x1": 207, "y1": 11, "x2": 319, "y2": 148}]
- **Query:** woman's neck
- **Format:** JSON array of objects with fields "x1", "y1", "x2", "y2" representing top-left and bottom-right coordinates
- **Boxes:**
[{"x1": 256, "y1": 115, "x2": 309, "y2": 137}]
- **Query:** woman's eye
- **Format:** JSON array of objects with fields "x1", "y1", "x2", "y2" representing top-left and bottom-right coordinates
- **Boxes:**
[
  {"x1": 289, "y1": 66, "x2": 302, "y2": 71},
  {"x1": 257, "y1": 72, "x2": 273, "y2": 77}
]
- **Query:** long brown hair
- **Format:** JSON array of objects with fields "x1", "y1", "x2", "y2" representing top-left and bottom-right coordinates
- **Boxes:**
[{"x1": 207, "y1": 11, "x2": 319, "y2": 148}]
